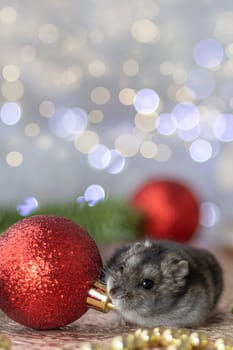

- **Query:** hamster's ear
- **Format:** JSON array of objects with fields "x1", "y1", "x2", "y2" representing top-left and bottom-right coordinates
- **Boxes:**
[
  {"x1": 162, "y1": 255, "x2": 189, "y2": 280},
  {"x1": 174, "y1": 260, "x2": 189, "y2": 279},
  {"x1": 129, "y1": 240, "x2": 152, "y2": 253}
]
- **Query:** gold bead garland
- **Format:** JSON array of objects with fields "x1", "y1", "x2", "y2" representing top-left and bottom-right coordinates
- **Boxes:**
[
  {"x1": 80, "y1": 327, "x2": 233, "y2": 350},
  {"x1": 0, "y1": 334, "x2": 11, "y2": 349},
  {"x1": 0, "y1": 327, "x2": 232, "y2": 350}
]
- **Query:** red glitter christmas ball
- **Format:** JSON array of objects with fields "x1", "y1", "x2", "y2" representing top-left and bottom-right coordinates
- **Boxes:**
[
  {"x1": 0, "y1": 215, "x2": 102, "y2": 329},
  {"x1": 132, "y1": 179, "x2": 200, "y2": 242}
]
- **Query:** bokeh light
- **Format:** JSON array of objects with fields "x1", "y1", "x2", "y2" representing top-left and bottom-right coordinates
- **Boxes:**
[
  {"x1": 77, "y1": 185, "x2": 105, "y2": 206},
  {"x1": 140, "y1": 141, "x2": 157, "y2": 158},
  {"x1": 106, "y1": 150, "x2": 126, "y2": 174},
  {"x1": 88, "y1": 144, "x2": 110, "y2": 170},
  {"x1": 200, "y1": 201, "x2": 221, "y2": 227},
  {"x1": 88, "y1": 60, "x2": 106, "y2": 77},
  {"x1": 131, "y1": 19, "x2": 159, "y2": 43},
  {"x1": 172, "y1": 102, "x2": 200, "y2": 130},
  {"x1": 119, "y1": 88, "x2": 135, "y2": 106},
  {"x1": 189, "y1": 139, "x2": 212, "y2": 163},
  {"x1": 185, "y1": 69, "x2": 215, "y2": 100},
  {"x1": 88, "y1": 110, "x2": 104, "y2": 124},
  {"x1": 178, "y1": 125, "x2": 200, "y2": 141},
  {"x1": 91, "y1": 87, "x2": 111, "y2": 105},
  {"x1": 1, "y1": 80, "x2": 24, "y2": 100},
  {"x1": 39, "y1": 100, "x2": 55, "y2": 118},
  {"x1": 123, "y1": 59, "x2": 139, "y2": 77},
  {"x1": 25, "y1": 123, "x2": 41, "y2": 137},
  {"x1": 60, "y1": 66, "x2": 83, "y2": 87},
  {"x1": 213, "y1": 114, "x2": 233, "y2": 142},
  {"x1": 2, "y1": 64, "x2": 20, "y2": 82},
  {"x1": 0, "y1": 6, "x2": 17, "y2": 24},
  {"x1": 49, "y1": 107, "x2": 87, "y2": 139},
  {"x1": 6, "y1": 151, "x2": 23, "y2": 167},
  {"x1": 17, "y1": 197, "x2": 39, "y2": 216},
  {"x1": 0, "y1": 102, "x2": 21, "y2": 125},
  {"x1": 156, "y1": 113, "x2": 176, "y2": 135},
  {"x1": 134, "y1": 89, "x2": 160, "y2": 115},
  {"x1": 37, "y1": 135, "x2": 53, "y2": 151},
  {"x1": 115, "y1": 134, "x2": 139, "y2": 157},
  {"x1": 135, "y1": 113, "x2": 157, "y2": 132},
  {"x1": 88, "y1": 144, "x2": 126, "y2": 175},
  {"x1": 193, "y1": 39, "x2": 224, "y2": 68},
  {"x1": 38, "y1": 23, "x2": 60, "y2": 44},
  {"x1": 74, "y1": 130, "x2": 100, "y2": 154}
]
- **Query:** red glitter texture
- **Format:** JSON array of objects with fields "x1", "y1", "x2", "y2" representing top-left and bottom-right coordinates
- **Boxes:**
[
  {"x1": 0, "y1": 215, "x2": 102, "y2": 330},
  {"x1": 132, "y1": 179, "x2": 200, "y2": 242}
]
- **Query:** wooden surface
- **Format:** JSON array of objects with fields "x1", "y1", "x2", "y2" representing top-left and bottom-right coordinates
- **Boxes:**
[{"x1": 0, "y1": 248, "x2": 233, "y2": 349}]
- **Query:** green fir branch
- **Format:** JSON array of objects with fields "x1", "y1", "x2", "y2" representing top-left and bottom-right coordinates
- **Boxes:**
[{"x1": 0, "y1": 199, "x2": 142, "y2": 244}]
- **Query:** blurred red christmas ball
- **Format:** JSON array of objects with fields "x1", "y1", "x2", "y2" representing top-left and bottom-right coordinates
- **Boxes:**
[
  {"x1": 132, "y1": 179, "x2": 200, "y2": 242},
  {"x1": 0, "y1": 215, "x2": 102, "y2": 329}
]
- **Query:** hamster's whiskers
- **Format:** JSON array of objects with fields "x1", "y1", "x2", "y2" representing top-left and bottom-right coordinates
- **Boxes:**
[{"x1": 102, "y1": 265, "x2": 112, "y2": 276}]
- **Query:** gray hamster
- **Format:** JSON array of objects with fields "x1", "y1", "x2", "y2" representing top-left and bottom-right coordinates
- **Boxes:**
[{"x1": 104, "y1": 240, "x2": 223, "y2": 328}]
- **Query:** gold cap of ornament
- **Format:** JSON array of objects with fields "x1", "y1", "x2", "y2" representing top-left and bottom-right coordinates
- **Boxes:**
[{"x1": 86, "y1": 281, "x2": 116, "y2": 313}]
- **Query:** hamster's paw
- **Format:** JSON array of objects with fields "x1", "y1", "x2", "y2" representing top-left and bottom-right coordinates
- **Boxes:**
[
  {"x1": 118, "y1": 317, "x2": 129, "y2": 327},
  {"x1": 109, "y1": 314, "x2": 129, "y2": 327}
]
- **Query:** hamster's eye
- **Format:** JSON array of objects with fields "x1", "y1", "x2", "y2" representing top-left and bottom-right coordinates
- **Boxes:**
[
  {"x1": 119, "y1": 265, "x2": 124, "y2": 273},
  {"x1": 141, "y1": 279, "x2": 154, "y2": 290}
]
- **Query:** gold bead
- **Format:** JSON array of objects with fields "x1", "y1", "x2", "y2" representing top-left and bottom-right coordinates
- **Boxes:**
[
  {"x1": 167, "y1": 338, "x2": 192, "y2": 350},
  {"x1": 174, "y1": 329, "x2": 191, "y2": 338},
  {"x1": 133, "y1": 328, "x2": 147, "y2": 348},
  {"x1": 214, "y1": 338, "x2": 233, "y2": 350},
  {"x1": 181, "y1": 340, "x2": 193, "y2": 350},
  {"x1": 124, "y1": 333, "x2": 137, "y2": 349},
  {"x1": 167, "y1": 344, "x2": 179, "y2": 350},
  {"x1": 133, "y1": 330, "x2": 151, "y2": 348},
  {"x1": 137, "y1": 329, "x2": 150, "y2": 343},
  {"x1": 215, "y1": 339, "x2": 226, "y2": 350},
  {"x1": 189, "y1": 332, "x2": 208, "y2": 348},
  {"x1": 134, "y1": 328, "x2": 143, "y2": 337},
  {"x1": 151, "y1": 327, "x2": 165, "y2": 346},
  {"x1": 146, "y1": 328, "x2": 162, "y2": 347},
  {"x1": 161, "y1": 328, "x2": 176, "y2": 346},
  {"x1": 0, "y1": 334, "x2": 11, "y2": 350},
  {"x1": 152, "y1": 326, "x2": 165, "y2": 336},
  {"x1": 111, "y1": 336, "x2": 124, "y2": 350}
]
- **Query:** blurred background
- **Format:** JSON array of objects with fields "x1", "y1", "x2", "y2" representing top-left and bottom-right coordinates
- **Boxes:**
[{"x1": 1, "y1": 0, "x2": 233, "y2": 244}]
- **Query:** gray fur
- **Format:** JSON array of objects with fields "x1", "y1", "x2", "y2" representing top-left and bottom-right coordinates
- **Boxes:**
[{"x1": 104, "y1": 240, "x2": 223, "y2": 328}]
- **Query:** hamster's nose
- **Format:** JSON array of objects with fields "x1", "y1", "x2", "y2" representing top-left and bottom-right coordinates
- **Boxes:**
[{"x1": 109, "y1": 286, "x2": 119, "y2": 296}]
